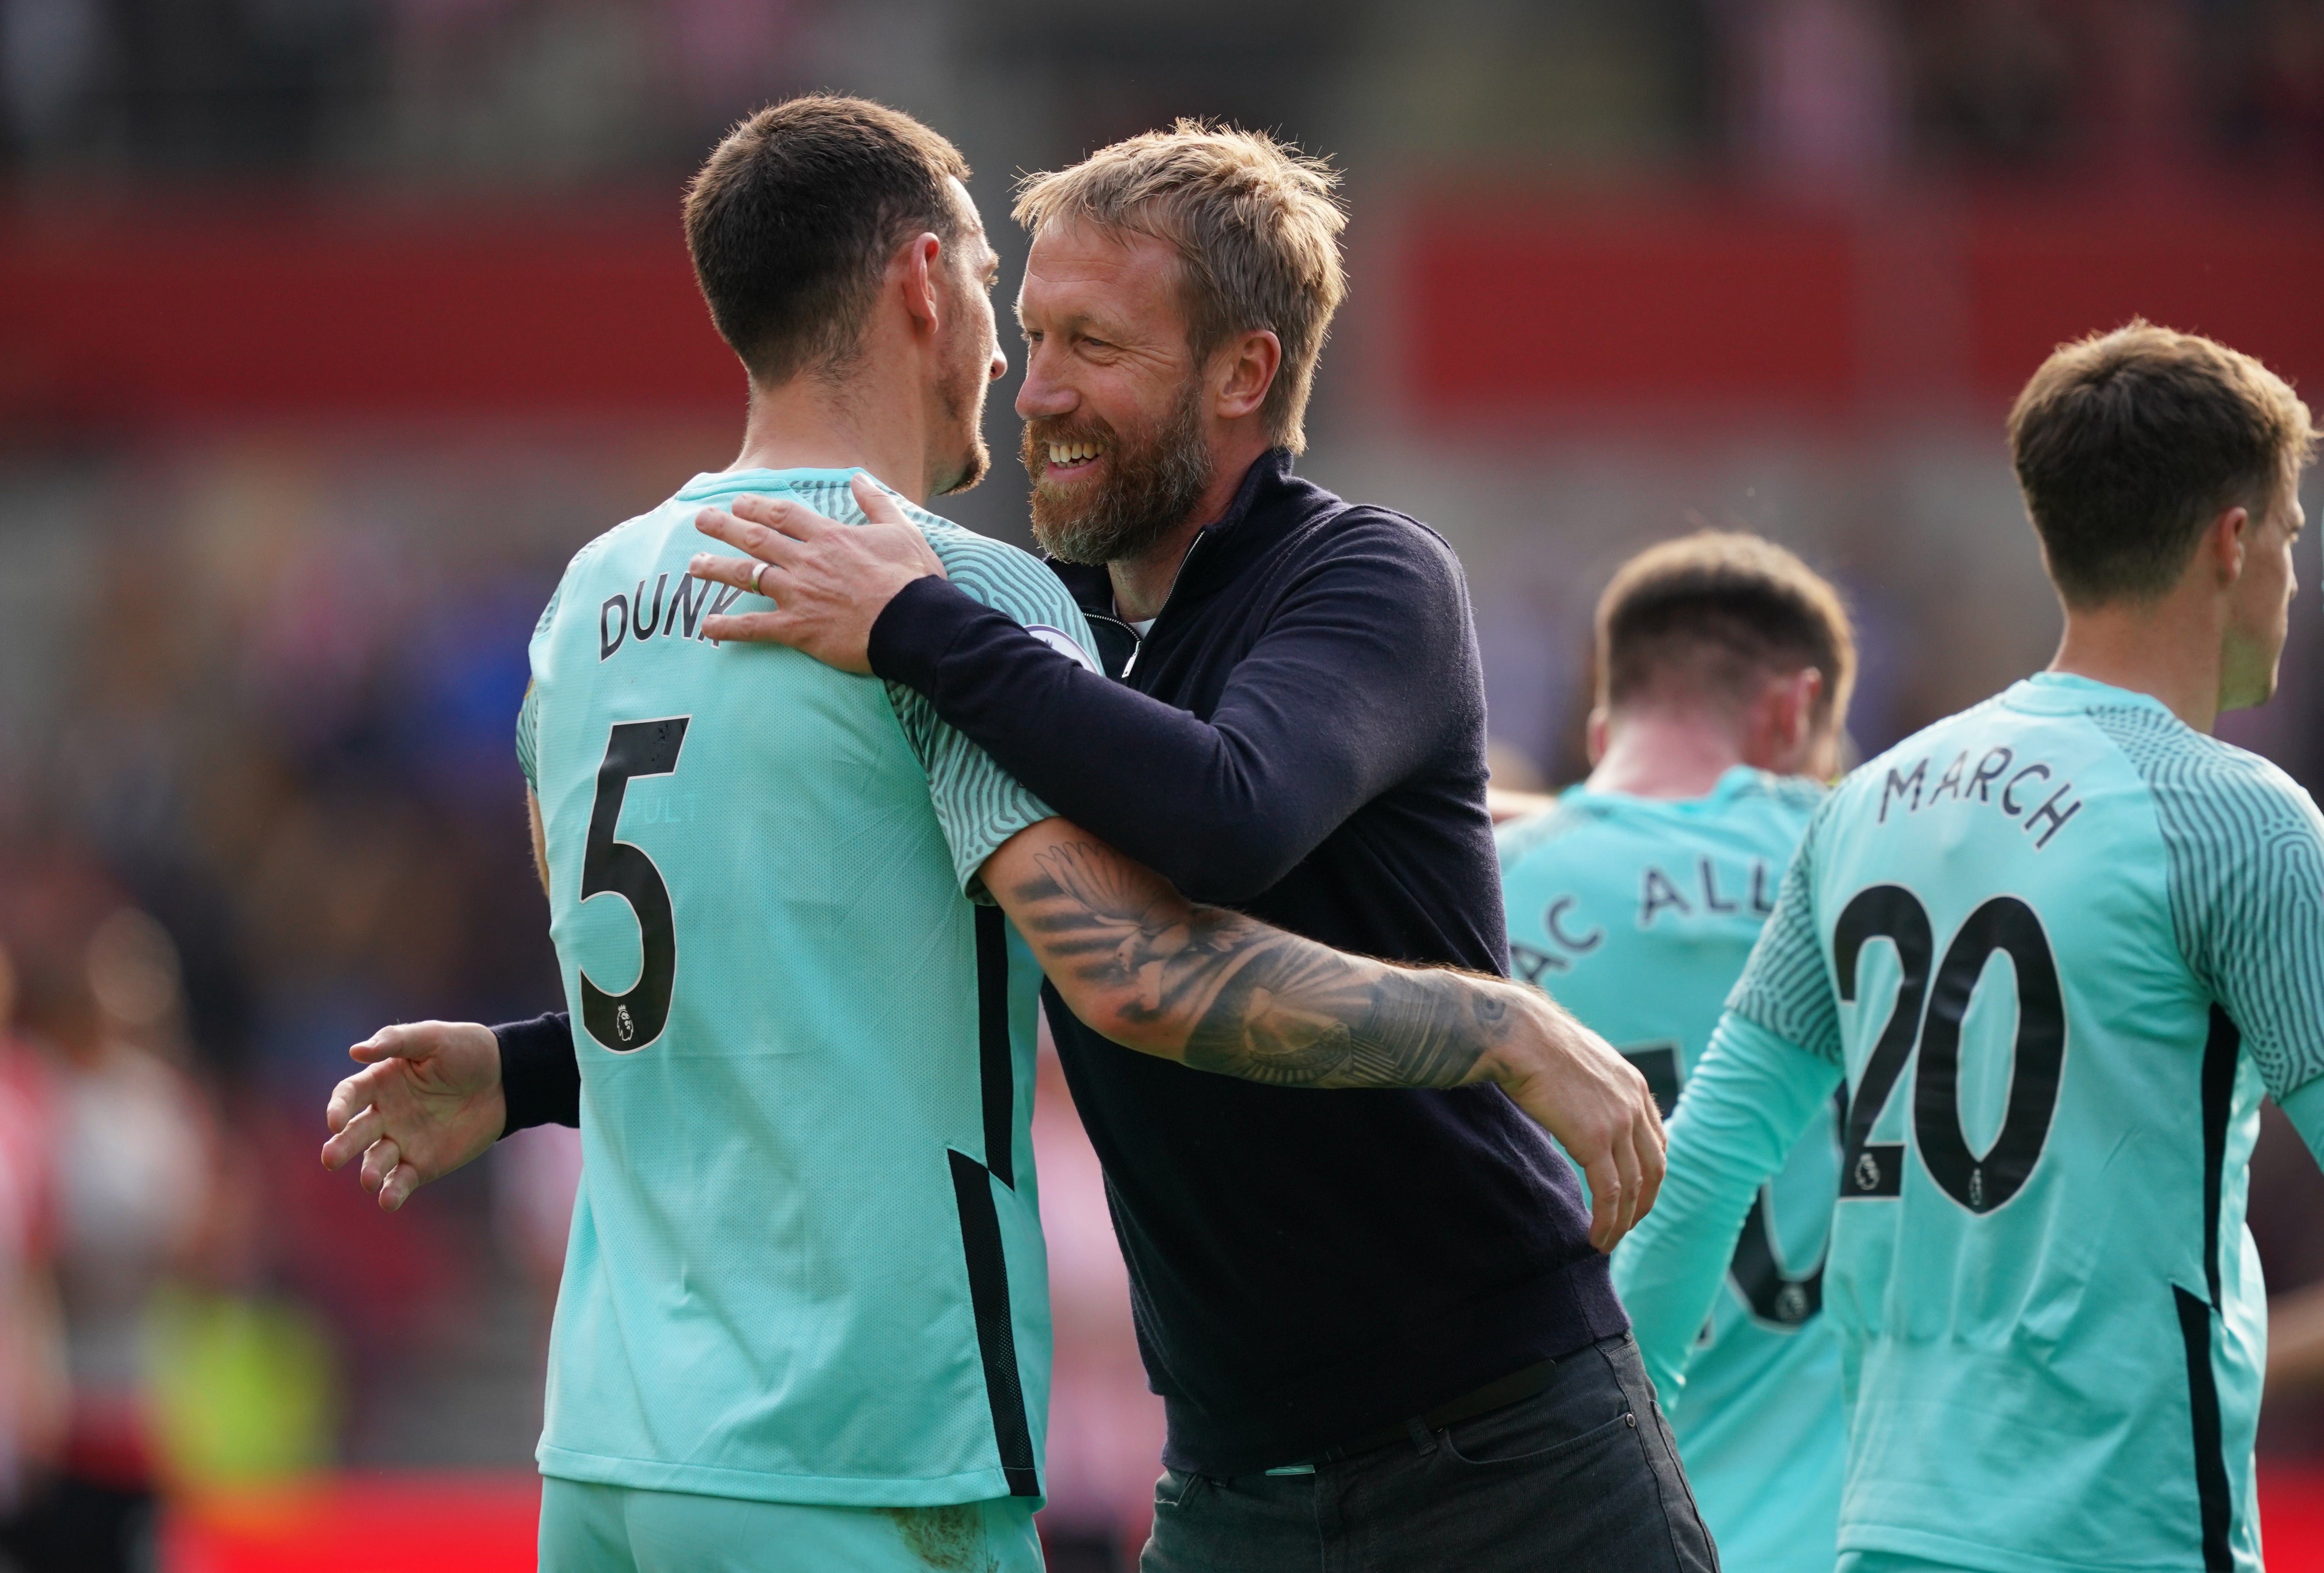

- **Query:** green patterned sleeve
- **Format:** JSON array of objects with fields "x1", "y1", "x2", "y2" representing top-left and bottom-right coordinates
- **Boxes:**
[
  {"x1": 514, "y1": 581, "x2": 561, "y2": 796},
  {"x1": 885, "y1": 526, "x2": 1099, "y2": 897},
  {"x1": 515, "y1": 679, "x2": 543, "y2": 795},
  {"x1": 1724, "y1": 803, "x2": 1844, "y2": 1062},
  {"x1": 2099, "y1": 708, "x2": 2324, "y2": 1101}
]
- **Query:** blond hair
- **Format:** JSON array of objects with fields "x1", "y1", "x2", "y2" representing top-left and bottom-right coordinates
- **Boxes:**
[
  {"x1": 2009, "y1": 320, "x2": 2315, "y2": 606},
  {"x1": 1014, "y1": 121, "x2": 1347, "y2": 452},
  {"x1": 1597, "y1": 531, "x2": 1857, "y2": 730}
]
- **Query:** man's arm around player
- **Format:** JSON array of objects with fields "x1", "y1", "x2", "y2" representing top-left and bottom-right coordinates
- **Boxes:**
[{"x1": 328, "y1": 795, "x2": 1664, "y2": 1247}]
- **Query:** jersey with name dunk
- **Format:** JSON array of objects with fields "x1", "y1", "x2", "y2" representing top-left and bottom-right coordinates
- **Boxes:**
[
  {"x1": 1499, "y1": 766, "x2": 1842, "y2": 1573},
  {"x1": 1723, "y1": 672, "x2": 2324, "y2": 1573},
  {"x1": 517, "y1": 468, "x2": 1098, "y2": 1509}
]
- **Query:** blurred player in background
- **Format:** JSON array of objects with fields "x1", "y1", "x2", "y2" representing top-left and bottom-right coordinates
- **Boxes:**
[
  {"x1": 1497, "y1": 531, "x2": 1854, "y2": 1573},
  {"x1": 1615, "y1": 321, "x2": 2320, "y2": 1573},
  {"x1": 323, "y1": 95, "x2": 1655, "y2": 1573}
]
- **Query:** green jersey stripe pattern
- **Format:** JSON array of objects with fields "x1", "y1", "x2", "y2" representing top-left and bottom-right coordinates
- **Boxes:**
[
  {"x1": 2085, "y1": 701, "x2": 2324, "y2": 1100},
  {"x1": 518, "y1": 467, "x2": 1095, "y2": 1509}
]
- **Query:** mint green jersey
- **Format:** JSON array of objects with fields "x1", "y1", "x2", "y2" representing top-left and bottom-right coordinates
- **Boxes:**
[
  {"x1": 1498, "y1": 766, "x2": 1842, "y2": 1573},
  {"x1": 1626, "y1": 673, "x2": 2324, "y2": 1573},
  {"x1": 516, "y1": 468, "x2": 1098, "y2": 1509}
]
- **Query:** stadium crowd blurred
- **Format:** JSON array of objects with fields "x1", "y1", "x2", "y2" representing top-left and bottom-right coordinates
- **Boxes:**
[{"x1": 0, "y1": 2, "x2": 2322, "y2": 1570}]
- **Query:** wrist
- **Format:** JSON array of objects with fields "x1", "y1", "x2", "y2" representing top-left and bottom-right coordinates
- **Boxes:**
[
  {"x1": 1479, "y1": 981, "x2": 1559, "y2": 1090},
  {"x1": 866, "y1": 574, "x2": 973, "y2": 686}
]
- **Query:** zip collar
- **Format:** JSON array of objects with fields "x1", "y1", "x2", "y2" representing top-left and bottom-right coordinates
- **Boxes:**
[{"x1": 1050, "y1": 448, "x2": 1313, "y2": 675}]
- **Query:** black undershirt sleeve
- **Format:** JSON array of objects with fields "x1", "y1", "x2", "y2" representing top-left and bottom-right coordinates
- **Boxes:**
[
  {"x1": 866, "y1": 516, "x2": 1472, "y2": 902},
  {"x1": 495, "y1": 1011, "x2": 581, "y2": 1134}
]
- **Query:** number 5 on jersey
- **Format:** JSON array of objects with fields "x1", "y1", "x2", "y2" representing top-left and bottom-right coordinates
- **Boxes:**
[{"x1": 579, "y1": 716, "x2": 691, "y2": 1052}]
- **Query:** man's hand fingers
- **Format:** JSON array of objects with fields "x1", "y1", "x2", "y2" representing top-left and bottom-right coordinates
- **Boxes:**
[
  {"x1": 351, "y1": 1022, "x2": 440, "y2": 1065},
  {"x1": 325, "y1": 1072, "x2": 367, "y2": 1134},
  {"x1": 321, "y1": 1105, "x2": 385, "y2": 1171},
  {"x1": 687, "y1": 552, "x2": 776, "y2": 595},
  {"x1": 1609, "y1": 1122, "x2": 1647, "y2": 1247},
  {"x1": 693, "y1": 506, "x2": 809, "y2": 570},
  {"x1": 722, "y1": 494, "x2": 834, "y2": 545},
  {"x1": 849, "y1": 472, "x2": 910, "y2": 526},
  {"x1": 1580, "y1": 1144, "x2": 1624, "y2": 1254},
  {"x1": 1631, "y1": 1103, "x2": 1667, "y2": 1223},
  {"x1": 359, "y1": 1137, "x2": 404, "y2": 1196},
  {"x1": 701, "y1": 611, "x2": 809, "y2": 648},
  {"x1": 379, "y1": 1161, "x2": 422, "y2": 1213}
]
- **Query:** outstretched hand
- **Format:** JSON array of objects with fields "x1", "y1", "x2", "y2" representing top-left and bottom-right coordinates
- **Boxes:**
[
  {"x1": 689, "y1": 473, "x2": 946, "y2": 675},
  {"x1": 321, "y1": 1020, "x2": 506, "y2": 1211}
]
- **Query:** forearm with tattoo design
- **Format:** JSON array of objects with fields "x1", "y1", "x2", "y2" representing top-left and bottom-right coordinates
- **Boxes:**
[{"x1": 1012, "y1": 839, "x2": 1510, "y2": 1089}]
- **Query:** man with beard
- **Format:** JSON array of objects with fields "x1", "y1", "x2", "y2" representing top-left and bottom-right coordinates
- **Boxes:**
[
  {"x1": 324, "y1": 106, "x2": 1676, "y2": 1573},
  {"x1": 676, "y1": 123, "x2": 1715, "y2": 1571},
  {"x1": 323, "y1": 97, "x2": 1678, "y2": 1573}
]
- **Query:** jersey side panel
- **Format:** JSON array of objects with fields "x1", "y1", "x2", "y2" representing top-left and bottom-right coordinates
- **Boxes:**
[{"x1": 1810, "y1": 696, "x2": 2242, "y2": 1573}]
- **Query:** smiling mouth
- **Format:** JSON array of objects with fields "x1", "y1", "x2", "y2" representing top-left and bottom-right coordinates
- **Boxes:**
[{"x1": 1045, "y1": 440, "x2": 1106, "y2": 477}]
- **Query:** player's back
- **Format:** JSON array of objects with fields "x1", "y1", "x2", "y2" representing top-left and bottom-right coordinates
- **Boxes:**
[
  {"x1": 1499, "y1": 767, "x2": 1842, "y2": 1573},
  {"x1": 1764, "y1": 671, "x2": 2324, "y2": 1572},
  {"x1": 520, "y1": 468, "x2": 1088, "y2": 1508}
]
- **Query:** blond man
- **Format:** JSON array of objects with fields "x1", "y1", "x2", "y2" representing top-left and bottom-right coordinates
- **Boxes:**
[{"x1": 686, "y1": 121, "x2": 1712, "y2": 1571}]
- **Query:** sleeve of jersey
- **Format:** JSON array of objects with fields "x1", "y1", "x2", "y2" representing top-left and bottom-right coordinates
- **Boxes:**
[
  {"x1": 889, "y1": 542, "x2": 1097, "y2": 896},
  {"x1": 1721, "y1": 813, "x2": 1845, "y2": 1062},
  {"x1": 2158, "y1": 757, "x2": 2324, "y2": 1101},
  {"x1": 514, "y1": 680, "x2": 542, "y2": 795},
  {"x1": 1612, "y1": 1011, "x2": 1843, "y2": 1409}
]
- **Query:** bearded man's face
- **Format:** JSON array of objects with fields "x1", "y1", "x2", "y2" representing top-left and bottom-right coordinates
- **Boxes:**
[
  {"x1": 1021, "y1": 379, "x2": 1212, "y2": 565},
  {"x1": 1013, "y1": 220, "x2": 1221, "y2": 565}
]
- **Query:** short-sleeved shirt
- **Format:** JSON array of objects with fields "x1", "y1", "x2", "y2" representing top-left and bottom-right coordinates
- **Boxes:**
[
  {"x1": 517, "y1": 468, "x2": 1098, "y2": 1508},
  {"x1": 1725, "y1": 672, "x2": 2324, "y2": 1573},
  {"x1": 1499, "y1": 766, "x2": 1842, "y2": 1573}
]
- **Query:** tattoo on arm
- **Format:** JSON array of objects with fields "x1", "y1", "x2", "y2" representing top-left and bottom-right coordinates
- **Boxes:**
[{"x1": 1017, "y1": 840, "x2": 1507, "y2": 1089}]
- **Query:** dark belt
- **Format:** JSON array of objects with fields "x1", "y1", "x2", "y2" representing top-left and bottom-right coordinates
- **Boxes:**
[{"x1": 1309, "y1": 1356, "x2": 1564, "y2": 1465}]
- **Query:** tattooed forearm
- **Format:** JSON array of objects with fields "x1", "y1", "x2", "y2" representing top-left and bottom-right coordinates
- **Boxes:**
[{"x1": 1016, "y1": 840, "x2": 1514, "y2": 1089}]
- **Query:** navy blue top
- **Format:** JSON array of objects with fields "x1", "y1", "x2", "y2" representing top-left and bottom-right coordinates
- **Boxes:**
[{"x1": 494, "y1": 450, "x2": 1623, "y2": 1476}]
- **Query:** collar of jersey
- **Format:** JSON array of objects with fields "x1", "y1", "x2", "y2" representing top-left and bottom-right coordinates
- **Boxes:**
[
  {"x1": 675, "y1": 465, "x2": 874, "y2": 502},
  {"x1": 2009, "y1": 670, "x2": 2176, "y2": 719},
  {"x1": 1560, "y1": 763, "x2": 1769, "y2": 815}
]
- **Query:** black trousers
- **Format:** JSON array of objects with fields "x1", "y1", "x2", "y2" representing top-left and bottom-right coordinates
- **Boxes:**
[{"x1": 1141, "y1": 1334, "x2": 1720, "y2": 1573}]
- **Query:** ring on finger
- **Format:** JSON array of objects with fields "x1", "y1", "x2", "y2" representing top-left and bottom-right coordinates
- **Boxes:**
[{"x1": 751, "y1": 561, "x2": 769, "y2": 596}]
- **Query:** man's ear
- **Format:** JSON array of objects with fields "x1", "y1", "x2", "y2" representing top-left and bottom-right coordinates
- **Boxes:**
[
  {"x1": 1585, "y1": 705, "x2": 1611, "y2": 767},
  {"x1": 1212, "y1": 329, "x2": 1282, "y2": 422},
  {"x1": 899, "y1": 233, "x2": 944, "y2": 336},
  {"x1": 2207, "y1": 503, "x2": 2253, "y2": 587}
]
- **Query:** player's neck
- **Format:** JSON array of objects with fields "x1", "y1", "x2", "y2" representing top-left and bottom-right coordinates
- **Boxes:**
[
  {"x1": 729, "y1": 371, "x2": 934, "y2": 507},
  {"x1": 1585, "y1": 712, "x2": 1746, "y2": 800},
  {"x1": 2050, "y1": 593, "x2": 2225, "y2": 734}
]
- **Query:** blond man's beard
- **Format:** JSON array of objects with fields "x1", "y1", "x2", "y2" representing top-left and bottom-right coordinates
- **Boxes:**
[{"x1": 1023, "y1": 381, "x2": 1212, "y2": 565}]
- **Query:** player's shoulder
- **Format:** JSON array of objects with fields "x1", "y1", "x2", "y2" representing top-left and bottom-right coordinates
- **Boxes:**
[
  {"x1": 2085, "y1": 702, "x2": 2324, "y2": 851},
  {"x1": 1495, "y1": 793, "x2": 1596, "y2": 872},
  {"x1": 536, "y1": 501, "x2": 684, "y2": 637}
]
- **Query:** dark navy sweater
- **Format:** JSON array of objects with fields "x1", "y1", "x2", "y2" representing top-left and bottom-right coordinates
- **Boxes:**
[{"x1": 494, "y1": 450, "x2": 1624, "y2": 1476}]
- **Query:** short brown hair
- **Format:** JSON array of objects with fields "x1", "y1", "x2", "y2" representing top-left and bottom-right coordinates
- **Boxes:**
[
  {"x1": 1013, "y1": 121, "x2": 1347, "y2": 453},
  {"x1": 1597, "y1": 532, "x2": 1856, "y2": 730},
  {"x1": 684, "y1": 95, "x2": 971, "y2": 385},
  {"x1": 2008, "y1": 320, "x2": 2314, "y2": 607}
]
